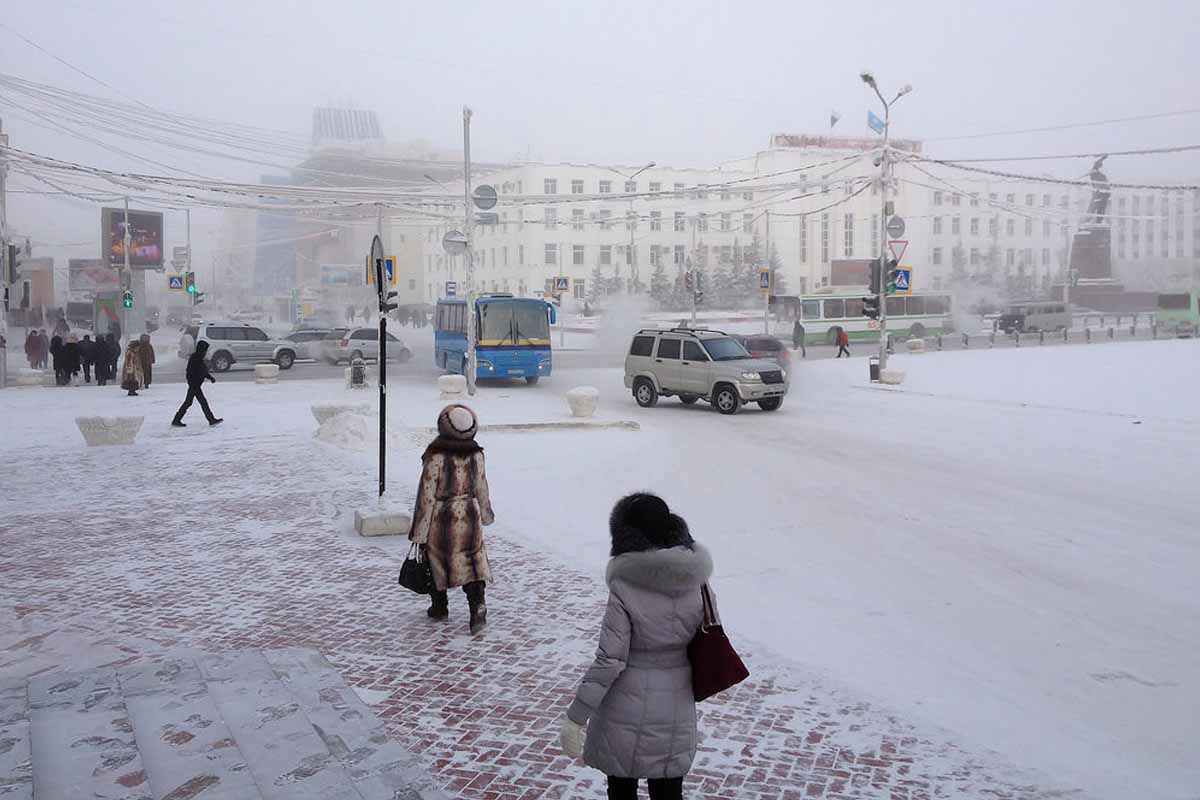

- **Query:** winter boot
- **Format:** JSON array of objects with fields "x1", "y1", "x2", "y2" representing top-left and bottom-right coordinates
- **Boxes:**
[
  {"x1": 466, "y1": 582, "x2": 487, "y2": 635},
  {"x1": 427, "y1": 590, "x2": 449, "y2": 621}
]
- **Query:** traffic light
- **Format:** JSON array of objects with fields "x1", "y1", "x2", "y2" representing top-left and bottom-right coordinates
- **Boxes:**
[
  {"x1": 684, "y1": 270, "x2": 693, "y2": 291},
  {"x1": 884, "y1": 258, "x2": 899, "y2": 295},
  {"x1": 862, "y1": 296, "x2": 880, "y2": 320},
  {"x1": 6, "y1": 243, "x2": 20, "y2": 284},
  {"x1": 185, "y1": 271, "x2": 196, "y2": 294},
  {"x1": 868, "y1": 258, "x2": 882, "y2": 295},
  {"x1": 122, "y1": 289, "x2": 134, "y2": 309},
  {"x1": 193, "y1": 291, "x2": 206, "y2": 306}
]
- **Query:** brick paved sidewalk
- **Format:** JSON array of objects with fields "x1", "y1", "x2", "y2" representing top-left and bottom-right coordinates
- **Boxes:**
[{"x1": 0, "y1": 429, "x2": 1078, "y2": 799}]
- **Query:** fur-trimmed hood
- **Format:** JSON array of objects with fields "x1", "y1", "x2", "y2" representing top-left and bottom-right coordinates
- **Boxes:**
[{"x1": 606, "y1": 543, "x2": 713, "y2": 597}]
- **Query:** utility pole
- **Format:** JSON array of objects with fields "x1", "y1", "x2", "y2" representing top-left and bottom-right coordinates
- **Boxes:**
[
  {"x1": 122, "y1": 196, "x2": 131, "y2": 344},
  {"x1": 0, "y1": 116, "x2": 9, "y2": 341},
  {"x1": 862, "y1": 72, "x2": 912, "y2": 371},
  {"x1": 764, "y1": 210, "x2": 771, "y2": 334},
  {"x1": 463, "y1": 106, "x2": 477, "y2": 396},
  {"x1": 689, "y1": 218, "x2": 698, "y2": 327}
]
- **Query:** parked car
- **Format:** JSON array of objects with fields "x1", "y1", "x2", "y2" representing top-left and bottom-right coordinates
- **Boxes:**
[
  {"x1": 733, "y1": 334, "x2": 791, "y2": 371},
  {"x1": 178, "y1": 322, "x2": 298, "y2": 372},
  {"x1": 283, "y1": 328, "x2": 333, "y2": 361},
  {"x1": 323, "y1": 327, "x2": 412, "y2": 365},
  {"x1": 624, "y1": 327, "x2": 788, "y2": 414}
]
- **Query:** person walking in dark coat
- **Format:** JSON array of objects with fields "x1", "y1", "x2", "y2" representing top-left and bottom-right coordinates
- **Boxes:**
[
  {"x1": 560, "y1": 494, "x2": 715, "y2": 800},
  {"x1": 792, "y1": 320, "x2": 807, "y2": 358},
  {"x1": 408, "y1": 404, "x2": 495, "y2": 634},
  {"x1": 106, "y1": 332, "x2": 120, "y2": 379},
  {"x1": 172, "y1": 340, "x2": 221, "y2": 426},
  {"x1": 80, "y1": 335, "x2": 96, "y2": 383},
  {"x1": 836, "y1": 328, "x2": 850, "y2": 358},
  {"x1": 138, "y1": 334, "x2": 156, "y2": 388},
  {"x1": 63, "y1": 335, "x2": 81, "y2": 385},
  {"x1": 49, "y1": 335, "x2": 66, "y2": 385}
]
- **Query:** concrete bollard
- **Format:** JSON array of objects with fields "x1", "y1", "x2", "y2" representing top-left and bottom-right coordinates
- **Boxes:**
[
  {"x1": 16, "y1": 368, "x2": 44, "y2": 387},
  {"x1": 879, "y1": 368, "x2": 906, "y2": 385},
  {"x1": 311, "y1": 403, "x2": 372, "y2": 426},
  {"x1": 438, "y1": 374, "x2": 467, "y2": 398},
  {"x1": 75, "y1": 416, "x2": 144, "y2": 447},
  {"x1": 566, "y1": 386, "x2": 600, "y2": 418},
  {"x1": 905, "y1": 338, "x2": 926, "y2": 354},
  {"x1": 254, "y1": 363, "x2": 280, "y2": 384}
]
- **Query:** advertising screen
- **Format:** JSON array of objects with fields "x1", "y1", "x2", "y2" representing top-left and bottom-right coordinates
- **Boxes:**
[
  {"x1": 102, "y1": 207, "x2": 164, "y2": 267},
  {"x1": 69, "y1": 258, "x2": 119, "y2": 294}
]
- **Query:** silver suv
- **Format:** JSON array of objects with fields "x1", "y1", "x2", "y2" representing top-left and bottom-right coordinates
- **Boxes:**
[
  {"x1": 179, "y1": 323, "x2": 298, "y2": 372},
  {"x1": 624, "y1": 328, "x2": 788, "y2": 414}
]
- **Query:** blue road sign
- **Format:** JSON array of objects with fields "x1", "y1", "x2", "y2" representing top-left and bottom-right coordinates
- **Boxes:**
[
  {"x1": 445, "y1": 281, "x2": 457, "y2": 297},
  {"x1": 759, "y1": 269, "x2": 771, "y2": 291},
  {"x1": 554, "y1": 276, "x2": 570, "y2": 292},
  {"x1": 383, "y1": 256, "x2": 396, "y2": 285},
  {"x1": 893, "y1": 267, "x2": 912, "y2": 294},
  {"x1": 167, "y1": 275, "x2": 185, "y2": 290}
]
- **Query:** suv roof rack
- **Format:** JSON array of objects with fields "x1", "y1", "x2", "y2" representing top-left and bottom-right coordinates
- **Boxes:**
[{"x1": 634, "y1": 327, "x2": 729, "y2": 336}]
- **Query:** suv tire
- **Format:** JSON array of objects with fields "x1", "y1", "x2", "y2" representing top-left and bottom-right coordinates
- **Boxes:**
[
  {"x1": 758, "y1": 397, "x2": 783, "y2": 411},
  {"x1": 633, "y1": 378, "x2": 658, "y2": 408},
  {"x1": 909, "y1": 323, "x2": 926, "y2": 339},
  {"x1": 525, "y1": 376, "x2": 539, "y2": 385},
  {"x1": 275, "y1": 350, "x2": 295, "y2": 370},
  {"x1": 713, "y1": 383, "x2": 740, "y2": 415},
  {"x1": 211, "y1": 350, "x2": 233, "y2": 373},
  {"x1": 396, "y1": 348, "x2": 412, "y2": 363}
]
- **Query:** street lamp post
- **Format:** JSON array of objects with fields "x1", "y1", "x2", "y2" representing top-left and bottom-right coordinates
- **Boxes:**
[
  {"x1": 607, "y1": 162, "x2": 655, "y2": 293},
  {"x1": 861, "y1": 72, "x2": 912, "y2": 372}
]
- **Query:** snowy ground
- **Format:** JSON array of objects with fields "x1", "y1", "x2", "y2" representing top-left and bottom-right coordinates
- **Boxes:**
[{"x1": 2, "y1": 337, "x2": 1197, "y2": 798}]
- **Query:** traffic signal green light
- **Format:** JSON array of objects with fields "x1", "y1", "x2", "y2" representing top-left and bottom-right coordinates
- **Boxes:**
[
  {"x1": 185, "y1": 271, "x2": 196, "y2": 293},
  {"x1": 122, "y1": 289, "x2": 133, "y2": 309}
]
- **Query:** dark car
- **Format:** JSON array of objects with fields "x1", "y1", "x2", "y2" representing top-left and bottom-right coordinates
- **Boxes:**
[{"x1": 733, "y1": 335, "x2": 791, "y2": 371}]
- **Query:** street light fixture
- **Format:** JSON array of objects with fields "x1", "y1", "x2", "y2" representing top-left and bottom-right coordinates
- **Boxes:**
[{"x1": 605, "y1": 161, "x2": 656, "y2": 293}]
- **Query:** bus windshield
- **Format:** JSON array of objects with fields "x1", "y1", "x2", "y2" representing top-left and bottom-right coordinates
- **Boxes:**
[{"x1": 478, "y1": 301, "x2": 549, "y2": 344}]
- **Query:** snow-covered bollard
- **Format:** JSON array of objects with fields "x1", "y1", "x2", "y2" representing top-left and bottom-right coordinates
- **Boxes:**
[
  {"x1": 353, "y1": 509, "x2": 412, "y2": 537},
  {"x1": 254, "y1": 363, "x2": 280, "y2": 384},
  {"x1": 906, "y1": 338, "x2": 927, "y2": 354},
  {"x1": 879, "y1": 368, "x2": 906, "y2": 386},
  {"x1": 345, "y1": 357, "x2": 369, "y2": 389},
  {"x1": 16, "y1": 368, "x2": 44, "y2": 387},
  {"x1": 566, "y1": 386, "x2": 600, "y2": 418},
  {"x1": 438, "y1": 374, "x2": 467, "y2": 398},
  {"x1": 75, "y1": 416, "x2": 144, "y2": 447},
  {"x1": 310, "y1": 403, "x2": 372, "y2": 426}
]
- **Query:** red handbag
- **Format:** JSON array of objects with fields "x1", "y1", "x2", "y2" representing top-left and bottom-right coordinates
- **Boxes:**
[{"x1": 687, "y1": 584, "x2": 749, "y2": 701}]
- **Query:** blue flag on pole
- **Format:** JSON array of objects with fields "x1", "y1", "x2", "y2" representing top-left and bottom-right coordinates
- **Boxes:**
[{"x1": 867, "y1": 110, "x2": 886, "y2": 134}]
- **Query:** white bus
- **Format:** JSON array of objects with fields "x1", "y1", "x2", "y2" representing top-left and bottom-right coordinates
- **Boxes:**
[{"x1": 788, "y1": 291, "x2": 955, "y2": 345}]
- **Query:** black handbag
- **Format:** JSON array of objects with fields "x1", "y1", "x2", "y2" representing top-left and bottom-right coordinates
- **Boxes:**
[
  {"x1": 687, "y1": 584, "x2": 749, "y2": 701},
  {"x1": 398, "y1": 543, "x2": 434, "y2": 595}
]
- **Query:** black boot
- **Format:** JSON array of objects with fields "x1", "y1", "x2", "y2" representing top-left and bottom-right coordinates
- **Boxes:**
[
  {"x1": 465, "y1": 582, "x2": 487, "y2": 635},
  {"x1": 427, "y1": 590, "x2": 449, "y2": 621}
]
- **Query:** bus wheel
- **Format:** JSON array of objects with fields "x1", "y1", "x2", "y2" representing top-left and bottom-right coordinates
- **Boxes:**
[
  {"x1": 525, "y1": 376, "x2": 539, "y2": 385},
  {"x1": 826, "y1": 326, "x2": 843, "y2": 345},
  {"x1": 909, "y1": 323, "x2": 926, "y2": 339}
]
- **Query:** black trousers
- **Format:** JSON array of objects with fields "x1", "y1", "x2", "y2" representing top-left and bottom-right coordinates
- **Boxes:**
[
  {"x1": 837, "y1": 345, "x2": 850, "y2": 357},
  {"x1": 607, "y1": 776, "x2": 684, "y2": 800},
  {"x1": 83, "y1": 362, "x2": 92, "y2": 382},
  {"x1": 173, "y1": 385, "x2": 216, "y2": 423}
]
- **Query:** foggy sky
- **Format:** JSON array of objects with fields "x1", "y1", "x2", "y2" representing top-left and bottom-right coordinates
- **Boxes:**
[{"x1": 3, "y1": 0, "x2": 1199, "y2": 267}]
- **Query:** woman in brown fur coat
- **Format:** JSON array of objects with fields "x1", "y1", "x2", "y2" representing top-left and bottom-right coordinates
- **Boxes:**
[{"x1": 409, "y1": 404, "x2": 495, "y2": 634}]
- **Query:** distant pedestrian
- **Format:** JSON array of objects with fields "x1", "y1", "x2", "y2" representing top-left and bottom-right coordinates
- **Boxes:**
[
  {"x1": 836, "y1": 328, "x2": 850, "y2": 358},
  {"x1": 53, "y1": 316, "x2": 69, "y2": 338},
  {"x1": 93, "y1": 335, "x2": 109, "y2": 386},
  {"x1": 49, "y1": 335, "x2": 66, "y2": 385},
  {"x1": 560, "y1": 493, "x2": 714, "y2": 800},
  {"x1": 139, "y1": 334, "x2": 156, "y2": 388},
  {"x1": 792, "y1": 320, "x2": 807, "y2": 358},
  {"x1": 80, "y1": 335, "x2": 96, "y2": 383},
  {"x1": 24, "y1": 330, "x2": 37, "y2": 369},
  {"x1": 63, "y1": 335, "x2": 81, "y2": 385},
  {"x1": 120, "y1": 340, "x2": 145, "y2": 396},
  {"x1": 408, "y1": 404, "x2": 494, "y2": 635},
  {"x1": 106, "y1": 332, "x2": 120, "y2": 379},
  {"x1": 172, "y1": 340, "x2": 221, "y2": 427},
  {"x1": 35, "y1": 330, "x2": 50, "y2": 370}
]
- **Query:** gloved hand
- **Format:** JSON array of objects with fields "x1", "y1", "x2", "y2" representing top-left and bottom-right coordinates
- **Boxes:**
[
  {"x1": 559, "y1": 716, "x2": 585, "y2": 758},
  {"x1": 208, "y1": 375, "x2": 216, "y2": 383}
]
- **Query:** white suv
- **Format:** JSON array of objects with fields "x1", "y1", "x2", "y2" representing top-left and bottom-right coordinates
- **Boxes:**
[
  {"x1": 624, "y1": 328, "x2": 788, "y2": 414},
  {"x1": 179, "y1": 323, "x2": 298, "y2": 372}
]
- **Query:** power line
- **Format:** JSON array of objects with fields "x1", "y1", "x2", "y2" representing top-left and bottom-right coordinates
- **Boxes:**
[
  {"x1": 902, "y1": 143, "x2": 1200, "y2": 164},
  {"x1": 923, "y1": 108, "x2": 1200, "y2": 143}
]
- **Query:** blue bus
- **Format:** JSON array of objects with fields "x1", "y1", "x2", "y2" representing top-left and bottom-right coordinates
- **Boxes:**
[{"x1": 434, "y1": 295, "x2": 556, "y2": 384}]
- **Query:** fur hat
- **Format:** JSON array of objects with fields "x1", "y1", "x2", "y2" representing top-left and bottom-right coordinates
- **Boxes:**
[
  {"x1": 437, "y1": 404, "x2": 478, "y2": 441},
  {"x1": 609, "y1": 493, "x2": 694, "y2": 556}
]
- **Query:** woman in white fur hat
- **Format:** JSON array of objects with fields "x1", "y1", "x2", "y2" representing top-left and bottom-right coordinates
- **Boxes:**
[{"x1": 409, "y1": 404, "x2": 495, "y2": 634}]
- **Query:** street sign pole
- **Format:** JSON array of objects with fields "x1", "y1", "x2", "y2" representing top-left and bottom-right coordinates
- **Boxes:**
[
  {"x1": 370, "y1": 235, "x2": 386, "y2": 502},
  {"x1": 463, "y1": 107, "x2": 477, "y2": 396},
  {"x1": 122, "y1": 196, "x2": 131, "y2": 343},
  {"x1": 763, "y1": 210, "x2": 771, "y2": 334}
]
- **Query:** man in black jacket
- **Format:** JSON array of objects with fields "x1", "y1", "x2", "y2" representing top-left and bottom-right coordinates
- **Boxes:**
[
  {"x1": 172, "y1": 341, "x2": 222, "y2": 427},
  {"x1": 80, "y1": 335, "x2": 96, "y2": 383}
]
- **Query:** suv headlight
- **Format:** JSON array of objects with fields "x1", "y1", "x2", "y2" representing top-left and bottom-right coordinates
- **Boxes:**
[
  {"x1": 780, "y1": 369, "x2": 788, "y2": 380},
  {"x1": 740, "y1": 371, "x2": 762, "y2": 381}
]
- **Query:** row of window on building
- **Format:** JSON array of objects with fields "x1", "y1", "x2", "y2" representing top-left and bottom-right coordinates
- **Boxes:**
[
  {"x1": 535, "y1": 177, "x2": 755, "y2": 201},
  {"x1": 932, "y1": 215, "x2": 1067, "y2": 239},
  {"x1": 929, "y1": 246, "x2": 1057, "y2": 270}
]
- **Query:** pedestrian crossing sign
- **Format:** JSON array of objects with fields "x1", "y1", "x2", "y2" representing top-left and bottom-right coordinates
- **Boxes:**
[
  {"x1": 167, "y1": 274, "x2": 185, "y2": 290},
  {"x1": 365, "y1": 256, "x2": 398, "y2": 285},
  {"x1": 893, "y1": 267, "x2": 912, "y2": 295},
  {"x1": 554, "y1": 276, "x2": 570, "y2": 292}
]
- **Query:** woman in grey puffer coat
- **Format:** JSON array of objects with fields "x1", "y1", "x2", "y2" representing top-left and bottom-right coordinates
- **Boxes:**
[{"x1": 561, "y1": 493, "x2": 714, "y2": 800}]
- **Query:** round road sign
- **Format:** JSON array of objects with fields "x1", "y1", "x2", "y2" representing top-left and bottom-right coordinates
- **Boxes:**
[
  {"x1": 369, "y1": 234, "x2": 384, "y2": 265},
  {"x1": 472, "y1": 185, "x2": 498, "y2": 211},
  {"x1": 442, "y1": 230, "x2": 468, "y2": 255},
  {"x1": 886, "y1": 216, "x2": 906, "y2": 238}
]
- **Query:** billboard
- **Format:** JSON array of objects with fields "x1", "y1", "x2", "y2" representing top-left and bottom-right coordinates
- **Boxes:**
[
  {"x1": 320, "y1": 264, "x2": 363, "y2": 287},
  {"x1": 69, "y1": 258, "x2": 119, "y2": 295},
  {"x1": 102, "y1": 207, "x2": 164, "y2": 267}
]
